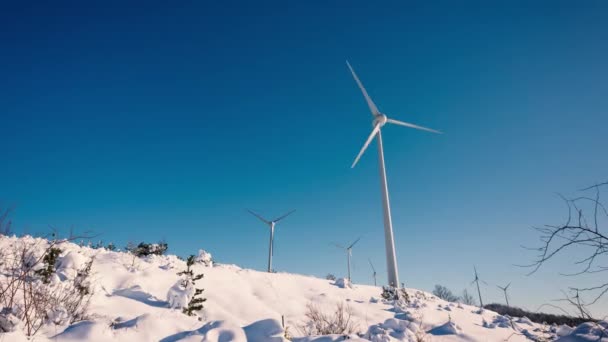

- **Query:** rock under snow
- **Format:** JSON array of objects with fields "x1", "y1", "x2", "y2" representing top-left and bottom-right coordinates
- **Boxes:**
[{"x1": 334, "y1": 277, "x2": 352, "y2": 289}]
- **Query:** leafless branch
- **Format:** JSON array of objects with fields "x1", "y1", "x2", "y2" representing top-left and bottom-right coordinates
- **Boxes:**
[{"x1": 523, "y1": 181, "x2": 608, "y2": 319}]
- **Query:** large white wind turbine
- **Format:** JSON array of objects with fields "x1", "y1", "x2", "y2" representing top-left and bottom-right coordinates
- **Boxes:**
[
  {"x1": 497, "y1": 282, "x2": 511, "y2": 307},
  {"x1": 247, "y1": 209, "x2": 295, "y2": 273},
  {"x1": 471, "y1": 266, "x2": 487, "y2": 308},
  {"x1": 347, "y1": 61, "x2": 441, "y2": 288},
  {"x1": 335, "y1": 237, "x2": 361, "y2": 282},
  {"x1": 368, "y1": 258, "x2": 377, "y2": 286}
]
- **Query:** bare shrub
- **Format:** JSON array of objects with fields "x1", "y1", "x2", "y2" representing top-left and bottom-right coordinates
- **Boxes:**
[
  {"x1": 460, "y1": 289, "x2": 477, "y2": 306},
  {"x1": 298, "y1": 302, "x2": 358, "y2": 336},
  {"x1": 0, "y1": 236, "x2": 94, "y2": 336},
  {"x1": 433, "y1": 284, "x2": 459, "y2": 302}
]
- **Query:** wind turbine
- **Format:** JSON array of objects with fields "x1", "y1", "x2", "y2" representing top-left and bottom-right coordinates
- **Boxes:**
[
  {"x1": 347, "y1": 61, "x2": 441, "y2": 288},
  {"x1": 334, "y1": 237, "x2": 361, "y2": 282},
  {"x1": 471, "y1": 266, "x2": 486, "y2": 308},
  {"x1": 368, "y1": 258, "x2": 377, "y2": 286},
  {"x1": 497, "y1": 282, "x2": 511, "y2": 307},
  {"x1": 247, "y1": 209, "x2": 295, "y2": 273}
]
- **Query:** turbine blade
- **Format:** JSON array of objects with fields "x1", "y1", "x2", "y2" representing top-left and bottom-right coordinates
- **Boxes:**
[
  {"x1": 386, "y1": 118, "x2": 442, "y2": 134},
  {"x1": 349, "y1": 237, "x2": 361, "y2": 249},
  {"x1": 506, "y1": 282, "x2": 511, "y2": 290},
  {"x1": 247, "y1": 209, "x2": 270, "y2": 225},
  {"x1": 346, "y1": 61, "x2": 380, "y2": 116},
  {"x1": 351, "y1": 124, "x2": 380, "y2": 168},
  {"x1": 333, "y1": 243, "x2": 345, "y2": 250},
  {"x1": 273, "y1": 209, "x2": 296, "y2": 223}
]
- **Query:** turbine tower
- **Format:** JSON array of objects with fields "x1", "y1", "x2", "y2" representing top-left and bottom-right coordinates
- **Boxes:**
[
  {"x1": 368, "y1": 258, "x2": 377, "y2": 286},
  {"x1": 497, "y1": 282, "x2": 511, "y2": 307},
  {"x1": 471, "y1": 266, "x2": 486, "y2": 308},
  {"x1": 247, "y1": 209, "x2": 295, "y2": 273},
  {"x1": 335, "y1": 237, "x2": 361, "y2": 282},
  {"x1": 347, "y1": 61, "x2": 441, "y2": 287}
]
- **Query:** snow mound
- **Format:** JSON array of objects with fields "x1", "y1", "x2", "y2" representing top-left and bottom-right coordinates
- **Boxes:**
[
  {"x1": 555, "y1": 324, "x2": 575, "y2": 336},
  {"x1": 0, "y1": 307, "x2": 20, "y2": 332},
  {"x1": 483, "y1": 315, "x2": 512, "y2": 329},
  {"x1": 428, "y1": 321, "x2": 461, "y2": 335},
  {"x1": 243, "y1": 318, "x2": 285, "y2": 341},
  {"x1": 294, "y1": 335, "x2": 369, "y2": 342},
  {"x1": 58, "y1": 250, "x2": 88, "y2": 270},
  {"x1": 556, "y1": 321, "x2": 608, "y2": 341},
  {"x1": 167, "y1": 280, "x2": 195, "y2": 309},
  {"x1": 163, "y1": 320, "x2": 248, "y2": 342},
  {"x1": 52, "y1": 321, "x2": 110, "y2": 341},
  {"x1": 516, "y1": 316, "x2": 534, "y2": 326}
]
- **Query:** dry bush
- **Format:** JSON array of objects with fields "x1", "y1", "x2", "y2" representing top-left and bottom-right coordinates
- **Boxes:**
[
  {"x1": 460, "y1": 289, "x2": 477, "y2": 306},
  {"x1": 0, "y1": 236, "x2": 94, "y2": 336},
  {"x1": 433, "y1": 284, "x2": 459, "y2": 302},
  {"x1": 298, "y1": 302, "x2": 358, "y2": 336}
]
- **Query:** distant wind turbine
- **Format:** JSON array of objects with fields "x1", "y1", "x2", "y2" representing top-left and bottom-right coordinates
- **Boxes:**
[
  {"x1": 247, "y1": 209, "x2": 295, "y2": 273},
  {"x1": 368, "y1": 258, "x2": 377, "y2": 286},
  {"x1": 334, "y1": 237, "x2": 361, "y2": 282},
  {"x1": 471, "y1": 266, "x2": 486, "y2": 308},
  {"x1": 346, "y1": 61, "x2": 441, "y2": 288},
  {"x1": 497, "y1": 282, "x2": 511, "y2": 307}
]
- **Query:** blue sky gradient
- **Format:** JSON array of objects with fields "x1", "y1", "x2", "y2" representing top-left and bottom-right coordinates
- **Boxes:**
[{"x1": 1, "y1": 1, "x2": 607, "y2": 315}]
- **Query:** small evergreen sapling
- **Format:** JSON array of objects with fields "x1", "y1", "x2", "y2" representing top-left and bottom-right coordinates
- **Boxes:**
[
  {"x1": 75, "y1": 258, "x2": 94, "y2": 296},
  {"x1": 126, "y1": 241, "x2": 168, "y2": 257},
  {"x1": 35, "y1": 247, "x2": 62, "y2": 284},
  {"x1": 177, "y1": 255, "x2": 206, "y2": 316}
]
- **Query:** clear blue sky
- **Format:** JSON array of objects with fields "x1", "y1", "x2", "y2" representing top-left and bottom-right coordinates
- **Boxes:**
[{"x1": 2, "y1": 1, "x2": 607, "y2": 316}]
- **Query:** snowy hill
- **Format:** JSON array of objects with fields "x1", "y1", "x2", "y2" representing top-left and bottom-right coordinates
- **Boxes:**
[{"x1": 1, "y1": 236, "x2": 606, "y2": 341}]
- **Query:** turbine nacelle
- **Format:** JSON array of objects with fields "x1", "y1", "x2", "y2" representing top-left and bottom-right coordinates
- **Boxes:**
[
  {"x1": 347, "y1": 61, "x2": 441, "y2": 169},
  {"x1": 373, "y1": 114, "x2": 388, "y2": 127},
  {"x1": 246, "y1": 208, "x2": 295, "y2": 273}
]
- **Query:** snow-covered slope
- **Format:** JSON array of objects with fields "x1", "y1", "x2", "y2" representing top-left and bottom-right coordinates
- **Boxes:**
[{"x1": 1, "y1": 236, "x2": 606, "y2": 342}]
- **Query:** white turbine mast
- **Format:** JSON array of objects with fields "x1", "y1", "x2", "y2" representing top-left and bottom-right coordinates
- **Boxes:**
[
  {"x1": 247, "y1": 209, "x2": 295, "y2": 273},
  {"x1": 334, "y1": 237, "x2": 361, "y2": 282},
  {"x1": 347, "y1": 61, "x2": 441, "y2": 287}
]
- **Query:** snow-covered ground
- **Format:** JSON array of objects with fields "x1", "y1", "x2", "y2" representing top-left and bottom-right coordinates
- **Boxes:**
[{"x1": 1, "y1": 236, "x2": 606, "y2": 342}]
